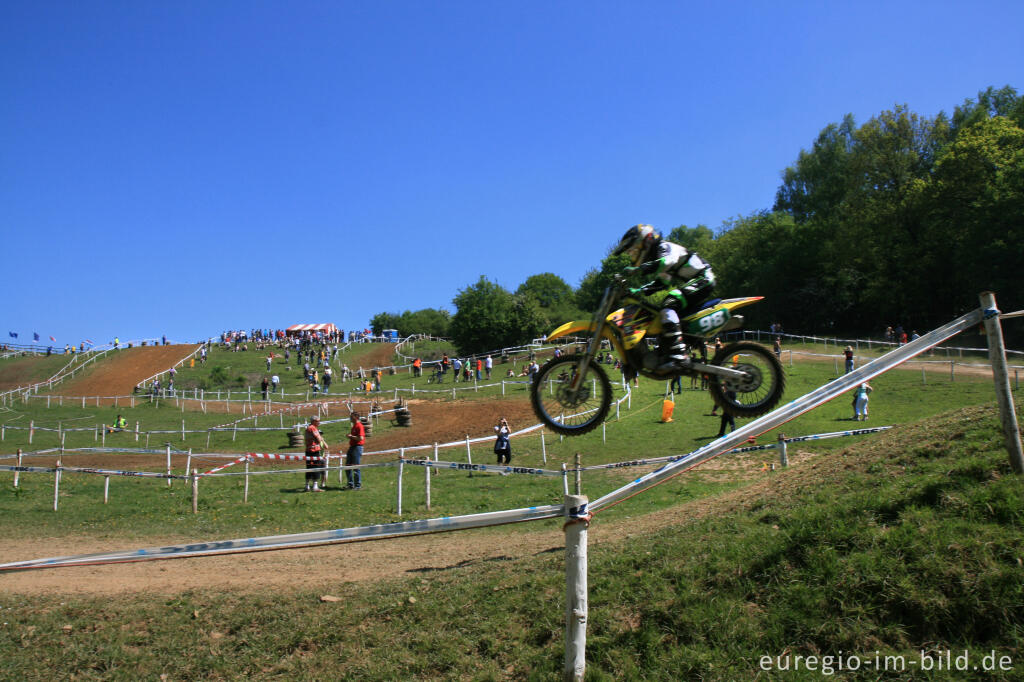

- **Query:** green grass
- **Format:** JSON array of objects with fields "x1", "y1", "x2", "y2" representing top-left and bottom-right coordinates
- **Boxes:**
[
  {"x1": 1, "y1": 404, "x2": 1022, "y2": 680},
  {"x1": 0, "y1": 347, "x2": 1005, "y2": 542}
]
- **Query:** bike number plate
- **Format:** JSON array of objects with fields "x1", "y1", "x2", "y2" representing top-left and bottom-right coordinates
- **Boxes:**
[{"x1": 688, "y1": 308, "x2": 730, "y2": 335}]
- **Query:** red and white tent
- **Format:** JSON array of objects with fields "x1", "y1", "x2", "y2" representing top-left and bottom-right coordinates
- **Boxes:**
[{"x1": 286, "y1": 323, "x2": 337, "y2": 336}]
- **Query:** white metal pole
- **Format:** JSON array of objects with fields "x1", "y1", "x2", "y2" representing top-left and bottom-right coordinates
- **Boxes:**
[
  {"x1": 166, "y1": 444, "x2": 172, "y2": 486},
  {"x1": 425, "y1": 453, "x2": 431, "y2": 510},
  {"x1": 104, "y1": 475, "x2": 110, "y2": 504},
  {"x1": 541, "y1": 431, "x2": 547, "y2": 464},
  {"x1": 563, "y1": 494, "x2": 589, "y2": 682},
  {"x1": 192, "y1": 468, "x2": 199, "y2": 514},
  {"x1": 244, "y1": 457, "x2": 250, "y2": 503},
  {"x1": 14, "y1": 448, "x2": 21, "y2": 488},
  {"x1": 778, "y1": 433, "x2": 788, "y2": 467},
  {"x1": 397, "y1": 454, "x2": 405, "y2": 516},
  {"x1": 53, "y1": 459, "x2": 61, "y2": 511}
]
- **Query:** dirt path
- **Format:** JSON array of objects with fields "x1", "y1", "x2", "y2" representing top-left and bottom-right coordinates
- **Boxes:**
[{"x1": 59, "y1": 345, "x2": 200, "y2": 397}]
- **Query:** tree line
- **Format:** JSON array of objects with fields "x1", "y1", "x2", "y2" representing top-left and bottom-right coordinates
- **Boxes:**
[{"x1": 373, "y1": 86, "x2": 1024, "y2": 353}]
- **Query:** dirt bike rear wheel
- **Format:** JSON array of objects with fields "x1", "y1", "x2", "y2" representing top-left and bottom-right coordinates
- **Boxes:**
[
  {"x1": 708, "y1": 341, "x2": 786, "y2": 418},
  {"x1": 530, "y1": 354, "x2": 613, "y2": 436}
]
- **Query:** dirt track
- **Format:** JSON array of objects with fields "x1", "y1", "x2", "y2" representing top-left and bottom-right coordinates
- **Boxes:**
[{"x1": 60, "y1": 345, "x2": 200, "y2": 396}]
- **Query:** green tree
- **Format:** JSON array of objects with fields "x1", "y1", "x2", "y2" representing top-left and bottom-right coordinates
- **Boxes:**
[
  {"x1": 575, "y1": 253, "x2": 637, "y2": 312},
  {"x1": 915, "y1": 115, "x2": 1024, "y2": 322},
  {"x1": 666, "y1": 224, "x2": 715, "y2": 252},
  {"x1": 774, "y1": 114, "x2": 857, "y2": 225},
  {"x1": 369, "y1": 312, "x2": 402, "y2": 336},
  {"x1": 516, "y1": 273, "x2": 573, "y2": 308},
  {"x1": 370, "y1": 308, "x2": 451, "y2": 338},
  {"x1": 450, "y1": 277, "x2": 544, "y2": 353}
]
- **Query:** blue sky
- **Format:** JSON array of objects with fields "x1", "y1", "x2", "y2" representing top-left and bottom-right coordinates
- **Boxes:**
[{"x1": 2, "y1": 1, "x2": 1022, "y2": 346}]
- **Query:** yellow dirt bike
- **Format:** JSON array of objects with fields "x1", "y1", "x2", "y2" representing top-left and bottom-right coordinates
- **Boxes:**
[{"x1": 530, "y1": 276, "x2": 786, "y2": 435}]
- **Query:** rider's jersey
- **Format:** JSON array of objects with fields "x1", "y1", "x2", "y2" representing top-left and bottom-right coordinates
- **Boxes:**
[{"x1": 640, "y1": 241, "x2": 715, "y2": 294}]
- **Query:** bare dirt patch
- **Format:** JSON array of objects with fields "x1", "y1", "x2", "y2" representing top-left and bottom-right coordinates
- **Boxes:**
[{"x1": 59, "y1": 345, "x2": 200, "y2": 398}]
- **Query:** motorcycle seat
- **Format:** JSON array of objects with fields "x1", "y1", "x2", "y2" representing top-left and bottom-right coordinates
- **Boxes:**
[{"x1": 695, "y1": 298, "x2": 722, "y2": 312}]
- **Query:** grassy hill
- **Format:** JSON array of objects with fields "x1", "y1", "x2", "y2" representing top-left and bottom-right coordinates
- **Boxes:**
[{"x1": 2, "y1": 397, "x2": 1022, "y2": 679}]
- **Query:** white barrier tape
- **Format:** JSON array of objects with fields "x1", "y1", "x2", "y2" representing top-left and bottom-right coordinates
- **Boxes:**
[
  {"x1": 0, "y1": 449, "x2": 60, "y2": 460},
  {"x1": 200, "y1": 452, "x2": 333, "y2": 476},
  {"x1": 784, "y1": 426, "x2": 892, "y2": 443},
  {"x1": 203, "y1": 461, "x2": 398, "y2": 477},
  {"x1": 588, "y1": 307, "x2": 984, "y2": 515},
  {"x1": 0, "y1": 503, "x2": 565, "y2": 571},
  {"x1": 0, "y1": 465, "x2": 187, "y2": 480},
  {"x1": 578, "y1": 426, "x2": 893, "y2": 471},
  {"x1": 404, "y1": 458, "x2": 562, "y2": 477},
  {"x1": 201, "y1": 456, "x2": 249, "y2": 476}
]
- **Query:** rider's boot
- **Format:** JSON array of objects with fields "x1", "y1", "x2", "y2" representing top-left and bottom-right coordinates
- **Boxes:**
[{"x1": 656, "y1": 322, "x2": 689, "y2": 373}]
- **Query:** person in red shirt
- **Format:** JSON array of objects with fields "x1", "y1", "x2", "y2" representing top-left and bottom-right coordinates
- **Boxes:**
[
  {"x1": 304, "y1": 416, "x2": 328, "y2": 492},
  {"x1": 346, "y1": 411, "x2": 365, "y2": 490}
]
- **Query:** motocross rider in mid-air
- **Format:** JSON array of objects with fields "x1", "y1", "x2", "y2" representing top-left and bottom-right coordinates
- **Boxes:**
[{"x1": 611, "y1": 224, "x2": 716, "y2": 372}]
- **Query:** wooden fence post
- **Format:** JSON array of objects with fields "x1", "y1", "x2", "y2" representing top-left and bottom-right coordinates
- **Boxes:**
[{"x1": 980, "y1": 292, "x2": 1024, "y2": 474}]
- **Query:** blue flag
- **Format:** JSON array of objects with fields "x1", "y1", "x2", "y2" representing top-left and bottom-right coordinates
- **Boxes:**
[
  {"x1": 33, "y1": 332, "x2": 39, "y2": 342},
  {"x1": 8, "y1": 332, "x2": 16, "y2": 338}
]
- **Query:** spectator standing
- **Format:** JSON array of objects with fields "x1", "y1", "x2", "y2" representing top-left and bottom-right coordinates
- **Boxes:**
[
  {"x1": 441, "y1": 354, "x2": 450, "y2": 377},
  {"x1": 494, "y1": 418, "x2": 512, "y2": 465},
  {"x1": 716, "y1": 389, "x2": 737, "y2": 436},
  {"x1": 485, "y1": 354, "x2": 493, "y2": 379},
  {"x1": 854, "y1": 382, "x2": 873, "y2": 421},
  {"x1": 303, "y1": 417, "x2": 327, "y2": 492},
  {"x1": 261, "y1": 376, "x2": 269, "y2": 400},
  {"x1": 475, "y1": 357, "x2": 482, "y2": 382},
  {"x1": 372, "y1": 368, "x2": 381, "y2": 392},
  {"x1": 452, "y1": 357, "x2": 462, "y2": 382},
  {"x1": 271, "y1": 374, "x2": 280, "y2": 393},
  {"x1": 266, "y1": 355, "x2": 272, "y2": 371},
  {"x1": 527, "y1": 359, "x2": 540, "y2": 384},
  {"x1": 774, "y1": 336, "x2": 782, "y2": 361},
  {"x1": 844, "y1": 346, "x2": 854, "y2": 374},
  {"x1": 346, "y1": 412, "x2": 365, "y2": 489},
  {"x1": 413, "y1": 357, "x2": 422, "y2": 377},
  {"x1": 323, "y1": 367, "x2": 332, "y2": 394}
]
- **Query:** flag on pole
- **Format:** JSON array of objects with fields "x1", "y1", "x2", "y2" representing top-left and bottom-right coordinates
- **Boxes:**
[
  {"x1": 85, "y1": 339, "x2": 94, "y2": 344},
  {"x1": 32, "y1": 333, "x2": 39, "y2": 342},
  {"x1": 49, "y1": 336, "x2": 56, "y2": 342},
  {"x1": 8, "y1": 332, "x2": 16, "y2": 338}
]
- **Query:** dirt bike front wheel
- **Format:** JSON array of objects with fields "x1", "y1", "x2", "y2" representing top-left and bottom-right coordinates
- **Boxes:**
[
  {"x1": 529, "y1": 354, "x2": 613, "y2": 436},
  {"x1": 708, "y1": 341, "x2": 786, "y2": 418}
]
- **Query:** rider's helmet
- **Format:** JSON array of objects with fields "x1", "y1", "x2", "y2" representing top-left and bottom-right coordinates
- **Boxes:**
[{"x1": 612, "y1": 224, "x2": 660, "y2": 266}]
